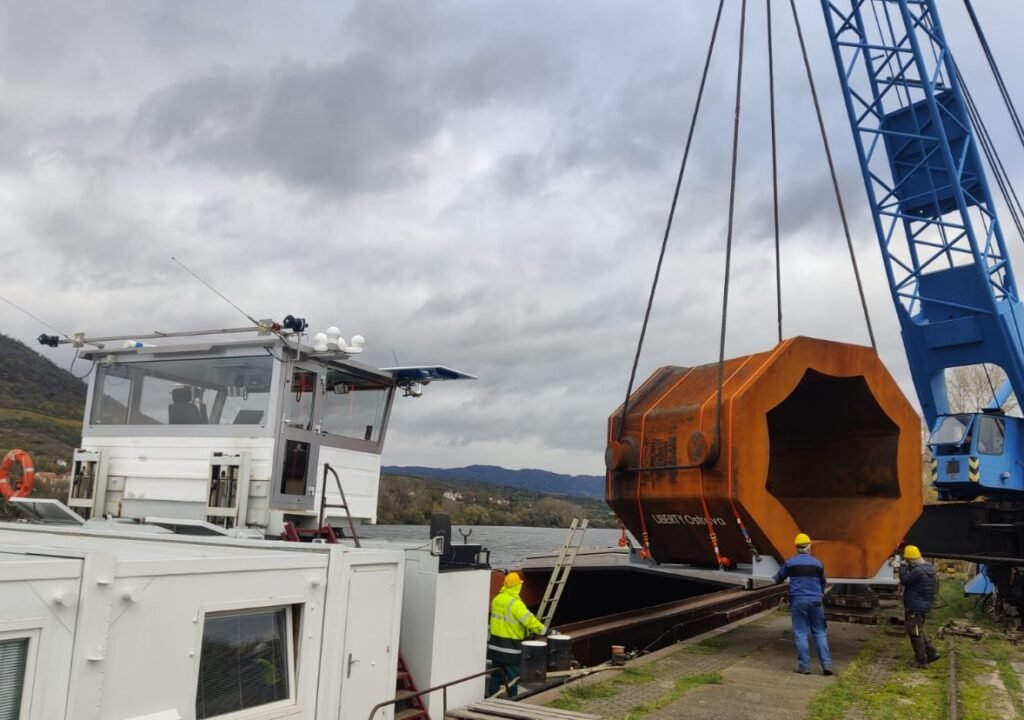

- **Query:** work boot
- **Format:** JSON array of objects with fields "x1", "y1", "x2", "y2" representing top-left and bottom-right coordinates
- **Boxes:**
[
  {"x1": 913, "y1": 661, "x2": 929, "y2": 669},
  {"x1": 927, "y1": 654, "x2": 941, "y2": 664},
  {"x1": 794, "y1": 667, "x2": 811, "y2": 675},
  {"x1": 822, "y1": 667, "x2": 834, "y2": 676}
]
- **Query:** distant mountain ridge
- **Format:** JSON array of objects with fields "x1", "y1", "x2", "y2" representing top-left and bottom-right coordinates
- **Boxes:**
[{"x1": 382, "y1": 464, "x2": 605, "y2": 499}]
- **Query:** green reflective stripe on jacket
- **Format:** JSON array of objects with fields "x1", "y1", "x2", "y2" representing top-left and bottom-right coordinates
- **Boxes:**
[{"x1": 489, "y1": 586, "x2": 546, "y2": 641}]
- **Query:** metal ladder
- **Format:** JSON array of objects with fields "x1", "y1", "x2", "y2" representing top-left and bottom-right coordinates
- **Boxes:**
[
  {"x1": 536, "y1": 518, "x2": 588, "y2": 628},
  {"x1": 318, "y1": 463, "x2": 361, "y2": 548}
]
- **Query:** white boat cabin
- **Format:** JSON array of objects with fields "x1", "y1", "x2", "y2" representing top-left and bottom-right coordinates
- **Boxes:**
[{"x1": 49, "y1": 322, "x2": 472, "y2": 537}]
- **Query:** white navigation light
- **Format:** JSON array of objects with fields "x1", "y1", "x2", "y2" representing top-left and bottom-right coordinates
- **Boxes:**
[
  {"x1": 312, "y1": 333, "x2": 329, "y2": 352},
  {"x1": 325, "y1": 326, "x2": 342, "y2": 350}
]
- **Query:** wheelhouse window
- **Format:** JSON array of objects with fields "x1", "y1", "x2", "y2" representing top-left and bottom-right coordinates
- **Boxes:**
[
  {"x1": 90, "y1": 356, "x2": 273, "y2": 426},
  {"x1": 0, "y1": 637, "x2": 28, "y2": 720},
  {"x1": 321, "y1": 370, "x2": 390, "y2": 443},
  {"x1": 283, "y1": 369, "x2": 317, "y2": 430},
  {"x1": 195, "y1": 607, "x2": 293, "y2": 719}
]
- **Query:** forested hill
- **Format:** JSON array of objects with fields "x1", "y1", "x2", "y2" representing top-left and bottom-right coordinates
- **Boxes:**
[
  {"x1": 379, "y1": 473, "x2": 616, "y2": 528},
  {"x1": 382, "y1": 464, "x2": 605, "y2": 499},
  {"x1": 0, "y1": 333, "x2": 86, "y2": 470}
]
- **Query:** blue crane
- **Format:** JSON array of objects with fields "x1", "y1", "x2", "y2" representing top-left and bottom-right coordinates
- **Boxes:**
[{"x1": 820, "y1": 0, "x2": 1024, "y2": 502}]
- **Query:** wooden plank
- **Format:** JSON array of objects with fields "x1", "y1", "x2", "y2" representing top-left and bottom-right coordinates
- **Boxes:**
[
  {"x1": 461, "y1": 699, "x2": 600, "y2": 720},
  {"x1": 451, "y1": 710, "x2": 591, "y2": 720},
  {"x1": 445, "y1": 711, "x2": 503, "y2": 720},
  {"x1": 481, "y1": 698, "x2": 600, "y2": 718}
]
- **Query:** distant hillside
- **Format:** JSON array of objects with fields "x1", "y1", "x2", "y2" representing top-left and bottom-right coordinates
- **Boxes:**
[
  {"x1": 379, "y1": 473, "x2": 616, "y2": 528},
  {"x1": 382, "y1": 464, "x2": 605, "y2": 499},
  {"x1": 0, "y1": 333, "x2": 86, "y2": 471}
]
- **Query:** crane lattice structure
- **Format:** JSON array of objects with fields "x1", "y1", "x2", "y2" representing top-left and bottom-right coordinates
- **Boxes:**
[{"x1": 820, "y1": 0, "x2": 1024, "y2": 428}]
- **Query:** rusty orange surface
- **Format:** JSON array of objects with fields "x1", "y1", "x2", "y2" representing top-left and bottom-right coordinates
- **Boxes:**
[{"x1": 605, "y1": 336, "x2": 922, "y2": 579}]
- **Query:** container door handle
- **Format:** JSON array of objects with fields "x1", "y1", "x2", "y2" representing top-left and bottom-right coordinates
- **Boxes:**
[{"x1": 347, "y1": 652, "x2": 358, "y2": 678}]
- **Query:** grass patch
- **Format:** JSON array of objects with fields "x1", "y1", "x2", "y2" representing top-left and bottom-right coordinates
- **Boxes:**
[
  {"x1": 548, "y1": 695, "x2": 582, "y2": 712},
  {"x1": 623, "y1": 672, "x2": 723, "y2": 719},
  {"x1": 684, "y1": 637, "x2": 729, "y2": 655},
  {"x1": 954, "y1": 640, "x2": 1006, "y2": 720},
  {"x1": 613, "y1": 665, "x2": 655, "y2": 685},
  {"x1": 809, "y1": 578, "x2": 1021, "y2": 720},
  {"x1": 809, "y1": 638, "x2": 946, "y2": 720},
  {"x1": 806, "y1": 635, "x2": 883, "y2": 720},
  {"x1": 548, "y1": 679, "x2": 619, "y2": 711}
]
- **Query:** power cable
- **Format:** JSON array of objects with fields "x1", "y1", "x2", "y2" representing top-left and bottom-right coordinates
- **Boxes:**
[
  {"x1": 788, "y1": 0, "x2": 876, "y2": 350},
  {"x1": 616, "y1": 0, "x2": 727, "y2": 440}
]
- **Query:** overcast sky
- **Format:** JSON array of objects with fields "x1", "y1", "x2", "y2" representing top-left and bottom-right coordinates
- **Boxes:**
[{"x1": 2, "y1": 1, "x2": 1023, "y2": 474}]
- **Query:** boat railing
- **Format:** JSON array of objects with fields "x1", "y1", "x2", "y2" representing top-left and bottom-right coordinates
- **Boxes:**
[{"x1": 366, "y1": 666, "x2": 509, "y2": 720}]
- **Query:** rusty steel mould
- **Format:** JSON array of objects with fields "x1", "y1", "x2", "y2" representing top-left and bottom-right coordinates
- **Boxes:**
[{"x1": 606, "y1": 336, "x2": 922, "y2": 578}]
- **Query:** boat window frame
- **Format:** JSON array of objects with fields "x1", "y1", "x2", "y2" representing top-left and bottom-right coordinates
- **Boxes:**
[
  {"x1": 192, "y1": 601, "x2": 301, "y2": 720},
  {"x1": 82, "y1": 345, "x2": 282, "y2": 440},
  {"x1": 0, "y1": 624, "x2": 41, "y2": 720},
  {"x1": 317, "y1": 365, "x2": 395, "y2": 453}
]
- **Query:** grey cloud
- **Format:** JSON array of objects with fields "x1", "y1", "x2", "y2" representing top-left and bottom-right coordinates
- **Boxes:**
[{"x1": 132, "y1": 56, "x2": 438, "y2": 194}]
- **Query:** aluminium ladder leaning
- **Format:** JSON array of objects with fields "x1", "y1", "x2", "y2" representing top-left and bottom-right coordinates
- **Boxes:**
[{"x1": 535, "y1": 518, "x2": 588, "y2": 629}]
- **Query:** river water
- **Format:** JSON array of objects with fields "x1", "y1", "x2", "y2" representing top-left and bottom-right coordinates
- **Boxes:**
[{"x1": 359, "y1": 524, "x2": 629, "y2": 568}]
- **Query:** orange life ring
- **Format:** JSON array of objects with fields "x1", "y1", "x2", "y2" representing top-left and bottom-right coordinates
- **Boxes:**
[{"x1": 0, "y1": 449, "x2": 35, "y2": 500}]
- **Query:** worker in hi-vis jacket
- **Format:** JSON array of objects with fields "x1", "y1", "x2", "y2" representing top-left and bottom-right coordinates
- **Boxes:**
[
  {"x1": 774, "y1": 533, "x2": 834, "y2": 676},
  {"x1": 486, "y1": 572, "x2": 547, "y2": 696}
]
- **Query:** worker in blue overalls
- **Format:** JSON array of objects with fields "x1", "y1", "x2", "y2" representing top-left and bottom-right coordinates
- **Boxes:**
[{"x1": 774, "y1": 532, "x2": 833, "y2": 676}]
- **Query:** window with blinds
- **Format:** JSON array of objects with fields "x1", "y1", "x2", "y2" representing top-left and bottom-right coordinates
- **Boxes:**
[
  {"x1": 0, "y1": 638, "x2": 28, "y2": 720},
  {"x1": 195, "y1": 607, "x2": 292, "y2": 719}
]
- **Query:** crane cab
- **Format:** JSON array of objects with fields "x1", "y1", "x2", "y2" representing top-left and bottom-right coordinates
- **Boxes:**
[{"x1": 928, "y1": 412, "x2": 1021, "y2": 500}]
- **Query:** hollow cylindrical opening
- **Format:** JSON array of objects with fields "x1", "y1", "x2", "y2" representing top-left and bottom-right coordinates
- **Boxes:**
[{"x1": 765, "y1": 370, "x2": 901, "y2": 541}]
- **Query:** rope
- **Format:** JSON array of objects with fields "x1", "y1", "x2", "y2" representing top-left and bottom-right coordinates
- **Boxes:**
[
  {"x1": 616, "y1": 0, "x2": 726, "y2": 441},
  {"x1": 702, "y1": 0, "x2": 749, "y2": 571},
  {"x1": 714, "y1": 0, "x2": 747, "y2": 450},
  {"x1": 788, "y1": 0, "x2": 876, "y2": 350},
  {"x1": 955, "y1": 63, "x2": 1024, "y2": 245},
  {"x1": 767, "y1": 0, "x2": 782, "y2": 344}
]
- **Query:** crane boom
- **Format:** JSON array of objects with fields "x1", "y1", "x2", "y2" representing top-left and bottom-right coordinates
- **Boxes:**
[{"x1": 821, "y1": 0, "x2": 1024, "y2": 500}]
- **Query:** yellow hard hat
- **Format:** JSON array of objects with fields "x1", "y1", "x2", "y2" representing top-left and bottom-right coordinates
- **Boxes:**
[
  {"x1": 903, "y1": 545, "x2": 922, "y2": 560},
  {"x1": 794, "y1": 533, "x2": 811, "y2": 546},
  {"x1": 503, "y1": 571, "x2": 522, "y2": 588}
]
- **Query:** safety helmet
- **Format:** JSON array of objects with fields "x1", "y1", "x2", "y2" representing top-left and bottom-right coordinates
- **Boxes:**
[
  {"x1": 503, "y1": 571, "x2": 522, "y2": 588},
  {"x1": 903, "y1": 545, "x2": 922, "y2": 560},
  {"x1": 794, "y1": 532, "x2": 811, "y2": 547}
]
